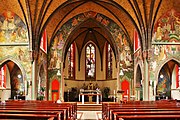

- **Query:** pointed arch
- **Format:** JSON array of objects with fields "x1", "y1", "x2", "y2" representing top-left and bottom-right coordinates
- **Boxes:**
[
  {"x1": 85, "y1": 42, "x2": 96, "y2": 80},
  {"x1": 0, "y1": 57, "x2": 27, "y2": 99},
  {"x1": 134, "y1": 61, "x2": 143, "y2": 87},
  {"x1": 62, "y1": 17, "x2": 119, "y2": 70},
  {"x1": 0, "y1": 57, "x2": 27, "y2": 82},
  {"x1": 155, "y1": 57, "x2": 180, "y2": 83},
  {"x1": 155, "y1": 57, "x2": 180, "y2": 99},
  {"x1": 37, "y1": 61, "x2": 47, "y2": 100},
  {"x1": 134, "y1": 62, "x2": 143, "y2": 100}
]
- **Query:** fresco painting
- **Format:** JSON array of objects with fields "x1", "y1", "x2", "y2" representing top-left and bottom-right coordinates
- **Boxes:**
[
  {"x1": 0, "y1": 46, "x2": 31, "y2": 74},
  {"x1": 0, "y1": 11, "x2": 30, "y2": 73},
  {"x1": 157, "y1": 68, "x2": 171, "y2": 98},
  {"x1": 0, "y1": 11, "x2": 28, "y2": 43},
  {"x1": 150, "y1": 9, "x2": 180, "y2": 72},
  {"x1": 48, "y1": 11, "x2": 133, "y2": 80},
  {"x1": 149, "y1": 9, "x2": 180, "y2": 99},
  {"x1": 153, "y1": 9, "x2": 180, "y2": 42}
]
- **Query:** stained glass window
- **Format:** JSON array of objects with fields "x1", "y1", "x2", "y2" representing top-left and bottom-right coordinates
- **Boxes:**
[
  {"x1": 40, "y1": 29, "x2": 47, "y2": 53},
  {"x1": 68, "y1": 43, "x2": 75, "y2": 79},
  {"x1": 86, "y1": 43, "x2": 95, "y2": 80},
  {"x1": 178, "y1": 65, "x2": 180, "y2": 88},
  {"x1": 106, "y1": 43, "x2": 112, "y2": 79},
  {"x1": 0, "y1": 65, "x2": 6, "y2": 89}
]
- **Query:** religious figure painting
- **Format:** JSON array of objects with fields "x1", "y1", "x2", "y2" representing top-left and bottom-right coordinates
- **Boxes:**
[
  {"x1": 0, "y1": 11, "x2": 28, "y2": 44},
  {"x1": 48, "y1": 11, "x2": 132, "y2": 77},
  {"x1": 153, "y1": 9, "x2": 180, "y2": 43}
]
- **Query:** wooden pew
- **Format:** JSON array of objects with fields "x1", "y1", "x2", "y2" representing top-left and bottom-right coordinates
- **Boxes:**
[
  {"x1": 0, "y1": 106, "x2": 67, "y2": 120},
  {"x1": 102, "y1": 100, "x2": 180, "y2": 120},
  {"x1": 111, "y1": 108, "x2": 180, "y2": 120},
  {"x1": 0, "y1": 104, "x2": 67, "y2": 119},
  {"x1": 114, "y1": 111, "x2": 180, "y2": 120},
  {"x1": 0, "y1": 113, "x2": 57, "y2": 120},
  {"x1": 116, "y1": 114, "x2": 180, "y2": 120},
  {"x1": 0, "y1": 109, "x2": 62, "y2": 120},
  {"x1": 0, "y1": 100, "x2": 77, "y2": 120}
]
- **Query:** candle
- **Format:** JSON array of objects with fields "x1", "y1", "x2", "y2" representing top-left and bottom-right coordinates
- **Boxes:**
[{"x1": 114, "y1": 90, "x2": 116, "y2": 94}]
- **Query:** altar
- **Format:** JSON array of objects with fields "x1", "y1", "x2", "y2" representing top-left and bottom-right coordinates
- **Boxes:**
[{"x1": 79, "y1": 90, "x2": 102, "y2": 104}]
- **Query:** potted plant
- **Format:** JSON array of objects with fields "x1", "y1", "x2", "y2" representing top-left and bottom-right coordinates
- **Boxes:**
[
  {"x1": 37, "y1": 86, "x2": 45, "y2": 100},
  {"x1": 103, "y1": 87, "x2": 110, "y2": 101}
]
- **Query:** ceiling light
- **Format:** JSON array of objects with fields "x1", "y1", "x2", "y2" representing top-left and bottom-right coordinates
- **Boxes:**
[{"x1": 17, "y1": 74, "x2": 22, "y2": 78}]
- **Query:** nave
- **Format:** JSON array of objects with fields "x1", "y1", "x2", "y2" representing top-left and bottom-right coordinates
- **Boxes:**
[
  {"x1": 0, "y1": 1, "x2": 180, "y2": 120},
  {"x1": 0, "y1": 0, "x2": 180, "y2": 103}
]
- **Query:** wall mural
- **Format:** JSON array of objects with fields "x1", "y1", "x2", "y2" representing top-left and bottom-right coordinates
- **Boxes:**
[
  {"x1": 0, "y1": 47, "x2": 31, "y2": 75},
  {"x1": 37, "y1": 50, "x2": 47, "y2": 100},
  {"x1": 0, "y1": 11, "x2": 31, "y2": 97},
  {"x1": 156, "y1": 68, "x2": 170, "y2": 98},
  {"x1": 0, "y1": 11, "x2": 28, "y2": 43},
  {"x1": 150, "y1": 9, "x2": 180, "y2": 98},
  {"x1": 153, "y1": 9, "x2": 180, "y2": 42},
  {"x1": 48, "y1": 11, "x2": 133, "y2": 80},
  {"x1": 0, "y1": 11, "x2": 30, "y2": 69}
]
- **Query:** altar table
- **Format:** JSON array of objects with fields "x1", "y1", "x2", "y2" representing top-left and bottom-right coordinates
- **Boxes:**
[{"x1": 79, "y1": 93, "x2": 102, "y2": 104}]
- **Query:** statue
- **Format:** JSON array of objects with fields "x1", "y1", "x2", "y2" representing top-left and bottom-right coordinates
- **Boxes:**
[{"x1": 88, "y1": 82, "x2": 94, "y2": 90}]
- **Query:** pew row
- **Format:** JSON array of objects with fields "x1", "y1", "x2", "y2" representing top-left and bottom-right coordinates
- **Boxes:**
[
  {"x1": 0, "y1": 100, "x2": 77, "y2": 120},
  {"x1": 102, "y1": 100, "x2": 180, "y2": 120}
]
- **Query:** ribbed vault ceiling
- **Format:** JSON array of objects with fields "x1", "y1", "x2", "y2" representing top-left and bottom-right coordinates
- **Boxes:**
[{"x1": 0, "y1": 0, "x2": 179, "y2": 58}]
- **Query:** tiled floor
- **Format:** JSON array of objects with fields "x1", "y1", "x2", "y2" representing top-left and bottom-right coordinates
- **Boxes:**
[{"x1": 77, "y1": 111, "x2": 102, "y2": 120}]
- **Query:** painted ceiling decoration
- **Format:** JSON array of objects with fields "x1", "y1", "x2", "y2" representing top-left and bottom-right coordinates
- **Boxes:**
[{"x1": 48, "y1": 11, "x2": 132, "y2": 72}]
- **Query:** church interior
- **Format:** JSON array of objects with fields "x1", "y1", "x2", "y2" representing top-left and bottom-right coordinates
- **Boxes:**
[{"x1": 0, "y1": 0, "x2": 180, "y2": 119}]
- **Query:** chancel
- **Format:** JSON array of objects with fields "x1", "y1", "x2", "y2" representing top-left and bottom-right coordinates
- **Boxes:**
[
  {"x1": 79, "y1": 82, "x2": 102, "y2": 104},
  {"x1": 0, "y1": 0, "x2": 180, "y2": 120}
]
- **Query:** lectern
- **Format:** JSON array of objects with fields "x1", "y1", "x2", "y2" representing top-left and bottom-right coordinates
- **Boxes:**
[{"x1": 117, "y1": 90, "x2": 124, "y2": 102}]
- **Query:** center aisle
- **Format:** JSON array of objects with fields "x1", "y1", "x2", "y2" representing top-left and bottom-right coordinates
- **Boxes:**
[
  {"x1": 77, "y1": 102, "x2": 102, "y2": 120},
  {"x1": 77, "y1": 111, "x2": 102, "y2": 120}
]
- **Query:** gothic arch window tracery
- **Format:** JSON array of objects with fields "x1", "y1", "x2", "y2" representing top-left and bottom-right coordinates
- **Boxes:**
[
  {"x1": 68, "y1": 43, "x2": 75, "y2": 79},
  {"x1": 106, "y1": 43, "x2": 112, "y2": 79},
  {"x1": 0, "y1": 65, "x2": 6, "y2": 89},
  {"x1": 85, "y1": 43, "x2": 96, "y2": 80}
]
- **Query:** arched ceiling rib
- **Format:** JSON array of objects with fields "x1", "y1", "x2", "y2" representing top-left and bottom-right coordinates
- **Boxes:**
[
  {"x1": 63, "y1": 18, "x2": 117, "y2": 70},
  {"x1": 0, "y1": 0, "x2": 179, "y2": 58}
]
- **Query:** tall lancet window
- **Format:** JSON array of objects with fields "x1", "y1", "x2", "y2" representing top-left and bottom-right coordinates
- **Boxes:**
[
  {"x1": 68, "y1": 43, "x2": 75, "y2": 79},
  {"x1": 178, "y1": 65, "x2": 180, "y2": 88},
  {"x1": 106, "y1": 43, "x2": 112, "y2": 79},
  {"x1": 0, "y1": 65, "x2": 6, "y2": 89},
  {"x1": 86, "y1": 43, "x2": 96, "y2": 80}
]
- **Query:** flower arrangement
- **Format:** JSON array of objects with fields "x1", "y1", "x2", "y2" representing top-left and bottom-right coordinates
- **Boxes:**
[
  {"x1": 103, "y1": 87, "x2": 110, "y2": 98},
  {"x1": 37, "y1": 86, "x2": 45, "y2": 100}
]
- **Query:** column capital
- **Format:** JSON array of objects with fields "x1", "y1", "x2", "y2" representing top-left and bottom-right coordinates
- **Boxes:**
[
  {"x1": 29, "y1": 50, "x2": 39, "y2": 63},
  {"x1": 142, "y1": 49, "x2": 152, "y2": 62},
  {"x1": 142, "y1": 50, "x2": 148, "y2": 60}
]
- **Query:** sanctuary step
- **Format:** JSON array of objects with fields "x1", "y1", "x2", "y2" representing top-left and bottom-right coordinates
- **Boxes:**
[{"x1": 77, "y1": 102, "x2": 102, "y2": 111}]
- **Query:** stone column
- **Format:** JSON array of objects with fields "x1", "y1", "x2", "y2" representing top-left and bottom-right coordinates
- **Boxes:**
[
  {"x1": 60, "y1": 62, "x2": 63, "y2": 101},
  {"x1": 30, "y1": 50, "x2": 38, "y2": 100},
  {"x1": 143, "y1": 50, "x2": 149, "y2": 101}
]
